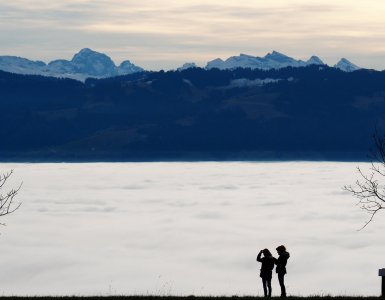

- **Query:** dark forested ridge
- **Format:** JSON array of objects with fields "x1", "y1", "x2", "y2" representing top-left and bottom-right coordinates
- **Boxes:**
[{"x1": 1, "y1": 65, "x2": 384, "y2": 161}]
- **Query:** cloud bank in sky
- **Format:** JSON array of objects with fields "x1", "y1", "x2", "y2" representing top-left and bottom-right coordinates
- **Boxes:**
[{"x1": 1, "y1": 1, "x2": 385, "y2": 69}]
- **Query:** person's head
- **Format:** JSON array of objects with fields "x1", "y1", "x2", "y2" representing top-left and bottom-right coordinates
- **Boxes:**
[
  {"x1": 276, "y1": 245, "x2": 286, "y2": 255},
  {"x1": 262, "y1": 248, "x2": 272, "y2": 257}
]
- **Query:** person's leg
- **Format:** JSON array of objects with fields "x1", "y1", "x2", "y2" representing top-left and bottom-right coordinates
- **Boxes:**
[
  {"x1": 278, "y1": 273, "x2": 286, "y2": 297},
  {"x1": 262, "y1": 278, "x2": 268, "y2": 297},
  {"x1": 267, "y1": 278, "x2": 272, "y2": 297}
]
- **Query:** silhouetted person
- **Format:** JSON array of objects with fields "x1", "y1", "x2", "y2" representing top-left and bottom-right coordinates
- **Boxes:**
[
  {"x1": 257, "y1": 248, "x2": 275, "y2": 297},
  {"x1": 274, "y1": 245, "x2": 290, "y2": 297}
]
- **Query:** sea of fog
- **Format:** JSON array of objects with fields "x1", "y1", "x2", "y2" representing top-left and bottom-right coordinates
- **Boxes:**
[{"x1": 0, "y1": 162, "x2": 384, "y2": 296}]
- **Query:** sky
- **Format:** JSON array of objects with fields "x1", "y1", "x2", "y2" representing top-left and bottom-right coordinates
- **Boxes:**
[
  {"x1": 1, "y1": 0, "x2": 385, "y2": 70},
  {"x1": 1, "y1": 162, "x2": 384, "y2": 296}
]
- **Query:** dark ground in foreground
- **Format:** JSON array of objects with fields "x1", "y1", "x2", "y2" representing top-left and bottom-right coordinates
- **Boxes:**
[{"x1": 0, "y1": 296, "x2": 381, "y2": 300}]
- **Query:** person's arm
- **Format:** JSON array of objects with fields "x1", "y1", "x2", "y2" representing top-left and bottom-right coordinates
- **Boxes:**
[{"x1": 256, "y1": 250, "x2": 263, "y2": 262}]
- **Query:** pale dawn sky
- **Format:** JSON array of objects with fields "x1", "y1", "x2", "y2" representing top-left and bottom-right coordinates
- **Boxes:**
[{"x1": 1, "y1": 0, "x2": 385, "y2": 70}]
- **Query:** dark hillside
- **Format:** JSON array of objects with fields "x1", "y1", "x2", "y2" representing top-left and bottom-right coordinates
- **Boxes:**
[{"x1": 1, "y1": 66, "x2": 385, "y2": 161}]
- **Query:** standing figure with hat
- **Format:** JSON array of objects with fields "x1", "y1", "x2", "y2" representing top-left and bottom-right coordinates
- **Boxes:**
[{"x1": 274, "y1": 245, "x2": 290, "y2": 297}]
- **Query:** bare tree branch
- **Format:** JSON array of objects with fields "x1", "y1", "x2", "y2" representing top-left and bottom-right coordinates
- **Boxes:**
[
  {"x1": 344, "y1": 130, "x2": 385, "y2": 229},
  {"x1": 0, "y1": 170, "x2": 22, "y2": 226}
]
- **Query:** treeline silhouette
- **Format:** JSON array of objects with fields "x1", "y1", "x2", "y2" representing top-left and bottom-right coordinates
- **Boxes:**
[{"x1": 0, "y1": 65, "x2": 384, "y2": 161}]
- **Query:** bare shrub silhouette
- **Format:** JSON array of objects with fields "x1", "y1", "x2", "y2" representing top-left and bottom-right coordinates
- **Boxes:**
[
  {"x1": 0, "y1": 170, "x2": 21, "y2": 226},
  {"x1": 344, "y1": 130, "x2": 385, "y2": 229}
]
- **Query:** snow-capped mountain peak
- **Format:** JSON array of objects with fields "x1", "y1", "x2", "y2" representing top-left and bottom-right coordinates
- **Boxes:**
[
  {"x1": 177, "y1": 62, "x2": 198, "y2": 71},
  {"x1": 206, "y1": 58, "x2": 226, "y2": 70},
  {"x1": 264, "y1": 50, "x2": 293, "y2": 63},
  {"x1": 72, "y1": 48, "x2": 109, "y2": 63},
  {"x1": 307, "y1": 56, "x2": 324, "y2": 65},
  {"x1": 334, "y1": 58, "x2": 361, "y2": 72},
  {"x1": 239, "y1": 53, "x2": 256, "y2": 58},
  {"x1": 75, "y1": 48, "x2": 94, "y2": 56},
  {"x1": 71, "y1": 48, "x2": 116, "y2": 77},
  {"x1": 117, "y1": 60, "x2": 144, "y2": 75}
]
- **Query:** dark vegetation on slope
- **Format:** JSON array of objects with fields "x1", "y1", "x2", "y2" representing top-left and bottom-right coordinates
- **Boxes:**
[{"x1": 1, "y1": 66, "x2": 385, "y2": 161}]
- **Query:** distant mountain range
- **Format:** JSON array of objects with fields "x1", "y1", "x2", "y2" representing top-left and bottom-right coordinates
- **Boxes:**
[
  {"x1": 206, "y1": 51, "x2": 361, "y2": 72},
  {"x1": 0, "y1": 48, "x2": 144, "y2": 81},
  {"x1": 0, "y1": 49, "x2": 362, "y2": 81}
]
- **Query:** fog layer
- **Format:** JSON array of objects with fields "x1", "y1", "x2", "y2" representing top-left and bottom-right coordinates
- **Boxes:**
[{"x1": 0, "y1": 162, "x2": 384, "y2": 296}]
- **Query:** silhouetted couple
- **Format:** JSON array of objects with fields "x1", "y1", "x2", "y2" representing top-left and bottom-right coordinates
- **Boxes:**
[{"x1": 256, "y1": 245, "x2": 290, "y2": 297}]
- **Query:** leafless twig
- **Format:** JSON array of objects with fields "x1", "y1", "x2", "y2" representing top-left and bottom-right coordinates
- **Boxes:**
[
  {"x1": 0, "y1": 170, "x2": 22, "y2": 226},
  {"x1": 344, "y1": 130, "x2": 385, "y2": 229}
]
